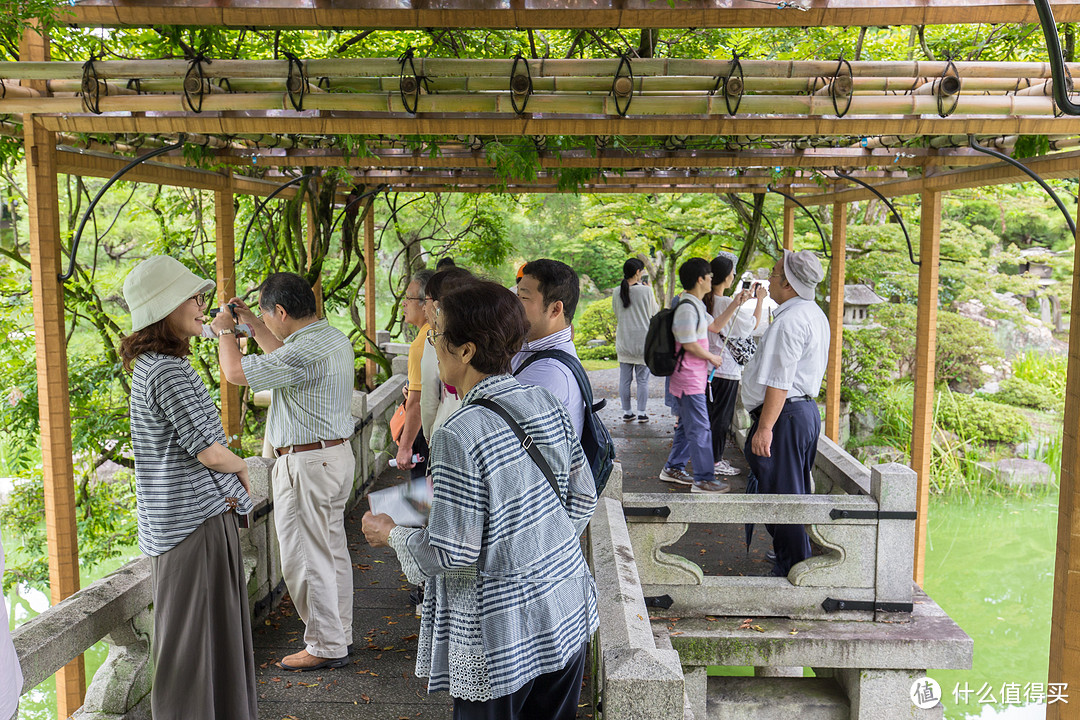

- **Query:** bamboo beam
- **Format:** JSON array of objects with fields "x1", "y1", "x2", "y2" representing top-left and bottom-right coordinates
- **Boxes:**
[
  {"x1": 364, "y1": 206, "x2": 376, "y2": 390},
  {"x1": 20, "y1": 28, "x2": 85, "y2": 714},
  {"x1": 215, "y1": 176, "x2": 241, "y2": 449},
  {"x1": 911, "y1": 189, "x2": 941, "y2": 588},
  {"x1": 825, "y1": 203, "x2": 846, "y2": 444},
  {"x1": 782, "y1": 203, "x2": 795, "y2": 252},
  {"x1": 58, "y1": 0, "x2": 1080, "y2": 30},
  {"x1": 35, "y1": 114, "x2": 1080, "y2": 139},
  {"x1": 1048, "y1": 169, "x2": 1080, "y2": 720}
]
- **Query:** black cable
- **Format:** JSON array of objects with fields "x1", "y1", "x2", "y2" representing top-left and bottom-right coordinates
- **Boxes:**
[
  {"x1": 968, "y1": 135, "x2": 1076, "y2": 236},
  {"x1": 833, "y1": 168, "x2": 919, "y2": 266},
  {"x1": 236, "y1": 173, "x2": 316, "y2": 265},
  {"x1": 327, "y1": 184, "x2": 390, "y2": 239},
  {"x1": 1033, "y1": 0, "x2": 1080, "y2": 115},
  {"x1": 765, "y1": 184, "x2": 830, "y2": 259},
  {"x1": 62, "y1": 135, "x2": 187, "y2": 283}
]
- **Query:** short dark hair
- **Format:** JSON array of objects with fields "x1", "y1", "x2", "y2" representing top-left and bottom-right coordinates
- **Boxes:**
[
  {"x1": 521, "y1": 259, "x2": 579, "y2": 322},
  {"x1": 259, "y1": 272, "x2": 318, "y2": 319},
  {"x1": 438, "y1": 280, "x2": 527, "y2": 375},
  {"x1": 679, "y1": 258, "x2": 711, "y2": 290},
  {"x1": 435, "y1": 257, "x2": 457, "y2": 270},
  {"x1": 426, "y1": 267, "x2": 474, "y2": 302}
]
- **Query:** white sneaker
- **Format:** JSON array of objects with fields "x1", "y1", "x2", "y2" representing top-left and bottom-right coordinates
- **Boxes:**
[
  {"x1": 713, "y1": 459, "x2": 740, "y2": 476},
  {"x1": 660, "y1": 467, "x2": 694, "y2": 485}
]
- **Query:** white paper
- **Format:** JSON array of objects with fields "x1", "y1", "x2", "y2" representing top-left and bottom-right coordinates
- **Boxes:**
[{"x1": 367, "y1": 478, "x2": 433, "y2": 528}]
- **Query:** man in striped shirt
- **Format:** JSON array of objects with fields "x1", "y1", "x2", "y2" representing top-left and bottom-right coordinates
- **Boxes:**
[{"x1": 213, "y1": 272, "x2": 356, "y2": 672}]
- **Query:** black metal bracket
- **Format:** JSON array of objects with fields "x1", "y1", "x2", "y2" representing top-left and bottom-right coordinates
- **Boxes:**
[
  {"x1": 833, "y1": 168, "x2": 919, "y2": 266},
  {"x1": 830, "y1": 56, "x2": 853, "y2": 118},
  {"x1": 236, "y1": 173, "x2": 316, "y2": 264},
  {"x1": 253, "y1": 501, "x2": 275, "y2": 523},
  {"x1": 283, "y1": 51, "x2": 307, "y2": 111},
  {"x1": 183, "y1": 54, "x2": 211, "y2": 113},
  {"x1": 510, "y1": 53, "x2": 533, "y2": 115},
  {"x1": 623, "y1": 506, "x2": 672, "y2": 518},
  {"x1": 765, "y1": 184, "x2": 830, "y2": 259},
  {"x1": 710, "y1": 51, "x2": 743, "y2": 116},
  {"x1": 936, "y1": 58, "x2": 960, "y2": 118},
  {"x1": 1034, "y1": 0, "x2": 1080, "y2": 116},
  {"x1": 611, "y1": 54, "x2": 634, "y2": 117},
  {"x1": 81, "y1": 54, "x2": 105, "y2": 114},
  {"x1": 62, "y1": 135, "x2": 187, "y2": 283},
  {"x1": 822, "y1": 598, "x2": 914, "y2": 614},
  {"x1": 968, "y1": 135, "x2": 1076, "y2": 236},
  {"x1": 398, "y1": 47, "x2": 423, "y2": 115},
  {"x1": 829, "y1": 508, "x2": 918, "y2": 521},
  {"x1": 644, "y1": 594, "x2": 674, "y2": 609}
]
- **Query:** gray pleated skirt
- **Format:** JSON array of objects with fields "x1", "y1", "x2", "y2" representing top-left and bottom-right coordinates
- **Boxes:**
[{"x1": 150, "y1": 512, "x2": 258, "y2": 720}]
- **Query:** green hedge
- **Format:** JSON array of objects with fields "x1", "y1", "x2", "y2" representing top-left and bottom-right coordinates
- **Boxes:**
[
  {"x1": 983, "y1": 376, "x2": 1063, "y2": 413},
  {"x1": 577, "y1": 344, "x2": 617, "y2": 361},
  {"x1": 935, "y1": 390, "x2": 1031, "y2": 444}
]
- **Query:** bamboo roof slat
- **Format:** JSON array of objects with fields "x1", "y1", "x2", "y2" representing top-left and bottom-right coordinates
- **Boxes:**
[{"x1": 57, "y1": 0, "x2": 1080, "y2": 30}]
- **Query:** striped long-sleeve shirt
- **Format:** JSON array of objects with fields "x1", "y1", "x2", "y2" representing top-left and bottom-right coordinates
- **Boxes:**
[
  {"x1": 130, "y1": 353, "x2": 253, "y2": 557},
  {"x1": 388, "y1": 374, "x2": 599, "y2": 702},
  {"x1": 241, "y1": 318, "x2": 355, "y2": 448}
]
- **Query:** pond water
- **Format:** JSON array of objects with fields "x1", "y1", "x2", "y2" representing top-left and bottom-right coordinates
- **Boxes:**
[
  {"x1": 924, "y1": 492, "x2": 1058, "y2": 720},
  {"x1": 6, "y1": 492, "x2": 1061, "y2": 718}
]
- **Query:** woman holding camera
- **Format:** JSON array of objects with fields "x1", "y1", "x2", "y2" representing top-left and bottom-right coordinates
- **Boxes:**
[
  {"x1": 613, "y1": 257, "x2": 660, "y2": 422},
  {"x1": 119, "y1": 255, "x2": 257, "y2": 720},
  {"x1": 706, "y1": 254, "x2": 766, "y2": 477},
  {"x1": 363, "y1": 280, "x2": 598, "y2": 720}
]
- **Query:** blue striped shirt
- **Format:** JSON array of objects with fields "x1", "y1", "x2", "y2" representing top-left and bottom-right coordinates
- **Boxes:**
[
  {"x1": 388, "y1": 374, "x2": 598, "y2": 701},
  {"x1": 130, "y1": 353, "x2": 253, "y2": 557}
]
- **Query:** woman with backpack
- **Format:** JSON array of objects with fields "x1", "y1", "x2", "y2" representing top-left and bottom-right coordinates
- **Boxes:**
[
  {"x1": 613, "y1": 258, "x2": 660, "y2": 422},
  {"x1": 705, "y1": 253, "x2": 766, "y2": 477}
]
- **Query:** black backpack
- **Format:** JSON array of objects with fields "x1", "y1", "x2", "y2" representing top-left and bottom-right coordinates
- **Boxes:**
[
  {"x1": 513, "y1": 349, "x2": 615, "y2": 495},
  {"x1": 644, "y1": 298, "x2": 696, "y2": 376}
]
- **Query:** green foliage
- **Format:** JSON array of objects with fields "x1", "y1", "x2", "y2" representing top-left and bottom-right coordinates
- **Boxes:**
[
  {"x1": 1014, "y1": 135, "x2": 1050, "y2": 159},
  {"x1": 1011, "y1": 350, "x2": 1069, "y2": 396},
  {"x1": 983, "y1": 376, "x2": 1063, "y2": 413},
  {"x1": 484, "y1": 141, "x2": 539, "y2": 187},
  {"x1": 839, "y1": 327, "x2": 900, "y2": 413},
  {"x1": 577, "y1": 344, "x2": 617, "y2": 361},
  {"x1": 574, "y1": 298, "x2": 616, "y2": 348},
  {"x1": 935, "y1": 388, "x2": 1031, "y2": 445}
]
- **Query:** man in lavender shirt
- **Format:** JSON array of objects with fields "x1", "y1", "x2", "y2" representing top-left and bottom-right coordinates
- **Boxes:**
[{"x1": 659, "y1": 258, "x2": 731, "y2": 493}]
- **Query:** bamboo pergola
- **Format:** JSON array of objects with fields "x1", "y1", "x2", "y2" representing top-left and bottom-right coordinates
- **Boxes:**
[{"x1": 13, "y1": 4, "x2": 1080, "y2": 719}]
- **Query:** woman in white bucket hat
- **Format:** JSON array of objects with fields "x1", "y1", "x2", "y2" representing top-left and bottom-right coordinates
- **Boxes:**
[{"x1": 118, "y1": 255, "x2": 258, "y2": 720}]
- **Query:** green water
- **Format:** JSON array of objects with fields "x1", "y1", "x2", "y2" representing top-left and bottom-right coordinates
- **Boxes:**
[{"x1": 924, "y1": 493, "x2": 1057, "y2": 720}]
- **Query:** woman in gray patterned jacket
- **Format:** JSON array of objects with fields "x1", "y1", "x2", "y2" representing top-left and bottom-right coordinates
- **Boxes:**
[{"x1": 119, "y1": 255, "x2": 257, "y2": 720}]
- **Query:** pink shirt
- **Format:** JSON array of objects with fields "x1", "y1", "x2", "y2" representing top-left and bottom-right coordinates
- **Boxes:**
[{"x1": 668, "y1": 293, "x2": 710, "y2": 397}]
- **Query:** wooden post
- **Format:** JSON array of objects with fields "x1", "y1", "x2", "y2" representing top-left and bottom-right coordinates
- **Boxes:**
[
  {"x1": 306, "y1": 201, "x2": 324, "y2": 318},
  {"x1": 1047, "y1": 175, "x2": 1080, "y2": 719},
  {"x1": 215, "y1": 178, "x2": 241, "y2": 449},
  {"x1": 911, "y1": 189, "x2": 941, "y2": 586},
  {"x1": 783, "y1": 203, "x2": 795, "y2": 252},
  {"x1": 365, "y1": 205, "x2": 376, "y2": 390},
  {"x1": 824, "y1": 202, "x2": 846, "y2": 443},
  {"x1": 21, "y1": 27, "x2": 86, "y2": 715}
]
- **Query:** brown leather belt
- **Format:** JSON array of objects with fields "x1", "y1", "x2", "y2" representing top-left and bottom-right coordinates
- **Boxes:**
[{"x1": 275, "y1": 438, "x2": 347, "y2": 457}]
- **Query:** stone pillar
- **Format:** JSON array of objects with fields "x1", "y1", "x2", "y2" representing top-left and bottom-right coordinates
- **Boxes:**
[{"x1": 73, "y1": 609, "x2": 154, "y2": 720}]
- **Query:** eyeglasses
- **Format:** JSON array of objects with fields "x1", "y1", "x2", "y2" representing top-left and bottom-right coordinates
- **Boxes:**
[
  {"x1": 426, "y1": 328, "x2": 444, "y2": 347},
  {"x1": 191, "y1": 292, "x2": 210, "y2": 308},
  {"x1": 405, "y1": 295, "x2": 425, "y2": 303}
]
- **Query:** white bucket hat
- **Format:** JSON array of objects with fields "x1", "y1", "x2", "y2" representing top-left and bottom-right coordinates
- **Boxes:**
[
  {"x1": 783, "y1": 249, "x2": 825, "y2": 301},
  {"x1": 123, "y1": 255, "x2": 215, "y2": 332}
]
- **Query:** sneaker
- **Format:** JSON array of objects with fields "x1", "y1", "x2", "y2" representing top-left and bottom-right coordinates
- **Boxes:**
[
  {"x1": 637, "y1": 414, "x2": 649, "y2": 423},
  {"x1": 766, "y1": 550, "x2": 777, "y2": 563},
  {"x1": 713, "y1": 459, "x2": 740, "y2": 477},
  {"x1": 623, "y1": 413, "x2": 636, "y2": 422},
  {"x1": 691, "y1": 479, "x2": 731, "y2": 493},
  {"x1": 660, "y1": 467, "x2": 694, "y2": 485}
]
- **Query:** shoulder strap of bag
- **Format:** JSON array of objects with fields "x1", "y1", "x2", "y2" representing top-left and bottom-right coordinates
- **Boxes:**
[{"x1": 471, "y1": 397, "x2": 565, "y2": 508}]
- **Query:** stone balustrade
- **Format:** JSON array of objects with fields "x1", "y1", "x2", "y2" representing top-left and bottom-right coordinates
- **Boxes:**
[{"x1": 11, "y1": 374, "x2": 406, "y2": 718}]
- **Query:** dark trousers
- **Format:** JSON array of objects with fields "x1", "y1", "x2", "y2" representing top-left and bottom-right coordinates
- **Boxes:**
[
  {"x1": 452, "y1": 642, "x2": 588, "y2": 720},
  {"x1": 744, "y1": 399, "x2": 820, "y2": 575},
  {"x1": 411, "y1": 430, "x2": 430, "y2": 479},
  {"x1": 707, "y1": 376, "x2": 740, "y2": 462}
]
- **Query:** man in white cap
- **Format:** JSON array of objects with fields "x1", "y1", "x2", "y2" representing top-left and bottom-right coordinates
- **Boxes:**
[{"x1": 740, "y1": 249, "x2": 830, "y2": 577}]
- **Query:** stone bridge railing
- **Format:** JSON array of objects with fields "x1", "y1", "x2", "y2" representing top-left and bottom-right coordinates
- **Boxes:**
[
  {"x1": 589, "y1": 435, "x2": 973, "y2": 720},
  {"x1": 11, "y1": 373, "x2": 407, "y2": 719}
]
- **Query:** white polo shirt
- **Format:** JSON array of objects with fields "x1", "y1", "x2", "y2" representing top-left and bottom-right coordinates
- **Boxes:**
[{"x1": 740, "y1": 296, "x2": 830, "y2": 411}]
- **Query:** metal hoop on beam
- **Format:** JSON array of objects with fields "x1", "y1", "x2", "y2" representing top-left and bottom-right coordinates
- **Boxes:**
[{"x1": 510, "y1": 53, "x2": 533, "y2": 115}]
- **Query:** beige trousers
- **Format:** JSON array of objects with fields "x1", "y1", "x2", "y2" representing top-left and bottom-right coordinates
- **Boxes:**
[{"x1": 272, "y1": 441, "x2": 355, "y2": 658}]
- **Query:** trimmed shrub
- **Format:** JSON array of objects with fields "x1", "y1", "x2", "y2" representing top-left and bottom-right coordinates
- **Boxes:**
[
  {"x1": 577, "y1": 344, "x2": 617, "y2": 361},
  {"x1": 575, "y1": 298, "x2": 616, "y2": 349},
  {"x1": 984, "y1": 376, "x2": 1063, "y2": 412},
  {"x1": 935, "y1": 390, "x2": 1031, "y2": 445}
]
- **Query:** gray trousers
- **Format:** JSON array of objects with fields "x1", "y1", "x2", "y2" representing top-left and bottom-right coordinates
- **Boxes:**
[
  {"x1": 150, "y1": 512, "x2": 257, "y2": 720},
  {"x1": 619, "y1": 362, "x2": 651, "y2": 414}
]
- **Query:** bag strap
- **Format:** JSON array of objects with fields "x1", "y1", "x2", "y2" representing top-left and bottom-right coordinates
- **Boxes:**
[
  {"x1": 470, "y1": 397, "x2": 565, "y2": 508},
  {"x1": 513, "y1": 349, "x2": 606, "y2": 413}
]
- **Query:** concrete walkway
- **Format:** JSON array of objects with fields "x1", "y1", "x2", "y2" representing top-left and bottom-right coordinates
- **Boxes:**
[{"x1": 253, "y1": 366, "x2": 771, "y2": 719}]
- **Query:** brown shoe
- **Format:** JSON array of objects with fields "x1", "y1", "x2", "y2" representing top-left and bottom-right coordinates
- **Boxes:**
[{"x1": 279, "y1": 649, "x2": 349, "y2": 671}]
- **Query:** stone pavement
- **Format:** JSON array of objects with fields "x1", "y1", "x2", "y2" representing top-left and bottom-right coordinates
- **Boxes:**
[{"x1": 253, "y1": 366, "x2": 772, "y2": 719}]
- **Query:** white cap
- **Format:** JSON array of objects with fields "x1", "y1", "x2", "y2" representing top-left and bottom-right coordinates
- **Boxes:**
[
  {"x1": 783, "y1": 250, "x2": 824, "y2": 301},
  {"x1": 123, "y1": 255, "x2": 215, "y2": 332}
]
